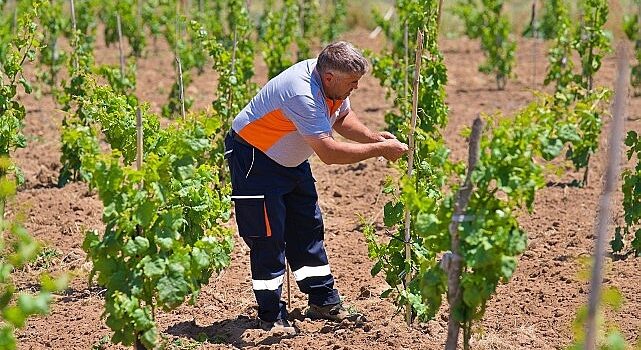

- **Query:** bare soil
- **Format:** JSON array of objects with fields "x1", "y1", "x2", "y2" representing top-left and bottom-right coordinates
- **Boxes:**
[{"x1": 10, "y1": 28, "x2": 641, "y2": 349}]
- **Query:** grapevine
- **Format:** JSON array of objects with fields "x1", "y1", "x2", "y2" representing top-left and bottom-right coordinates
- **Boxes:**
[
  {"x1": 366, "y1": 0, "x2": 450, "y2": 322},
  {"x1": 321, "y1": 0, "x2": 348, "y2": 44},
  {"x1": 612, "y1": 131, "x2": 641, "y2": 256},
  {"x1": 454, "y1": 0, "x2": 516, "y2": 90},
  {"x1": 575, "y1": 0, "x2": 611, "y2": 92},
  {"x1": 0, "y1": 0, "x2": 44, "y2": 186},
  {"x1": 160, "y1": 5, "x2": 210, "y2": 118},
  {"x1": 101, "y1": 0, "x2": 146, "y2": 57},
  {"x1": 83, "y1": 112, "x2": 233, "y2": 349},
  {"x1": 57, "y1": 16, "x2": 100, "y2": 187},
  {"x1": 296, "y1": 0, "x2": 322, "y2": 61},
  {"x1": 0, "y1": 160, "x2": 68, "y2": 350},
  {"x1": 192, "y1": 1, "x2": 258, "y2": 134},
  {"x1": 35, "y1": 0, "x2": 67, "y2": 96},
  {"x1": 623, "y1": 0, "x2": 641, "y2": 96},
  {"x1": 523, "y1": 0, "x2": 565, "y2": 40},
  {"x1": 543, "y1": 0, "x2": 611, "y2": 186},
  {"x1": 0, "y1": 4, "x2": 68, "y2": 349},
  {"x1": 259, "y1": 0, "x2": 299, "y2": 79},
  {"x1": 543, "y1": 0, "x2": 574, "y2": 94},
  {"x1": 370, "y1": 0, "x2": 448, "y2": 139}
]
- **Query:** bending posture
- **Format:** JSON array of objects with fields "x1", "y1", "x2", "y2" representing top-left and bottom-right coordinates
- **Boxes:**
[{"x1": 224, "y1": 41, "x2": 408, "y2": 334}]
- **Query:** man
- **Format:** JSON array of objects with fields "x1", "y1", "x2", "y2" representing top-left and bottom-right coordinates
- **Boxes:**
[{"x1": 224, "y1": 41, "x2": 408, "y2": 334}]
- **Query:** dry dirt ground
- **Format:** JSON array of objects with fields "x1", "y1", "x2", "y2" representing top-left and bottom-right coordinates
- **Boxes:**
[{"x1": 8, "y1": 28, "x2": 641, "y2": 349}]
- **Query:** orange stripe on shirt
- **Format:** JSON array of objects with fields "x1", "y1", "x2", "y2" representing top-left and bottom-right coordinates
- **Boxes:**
[
  {"x1": 325, "y1": 98, "x2": 344, "y2": 116},
  {"x1": 238, "y1": 108, "x2": 297, "y2": 152}
]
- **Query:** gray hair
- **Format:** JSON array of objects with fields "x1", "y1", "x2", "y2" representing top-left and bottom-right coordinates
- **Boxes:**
[{"x1": 317, "y1": 41, "x2": 369, "y2": 76}]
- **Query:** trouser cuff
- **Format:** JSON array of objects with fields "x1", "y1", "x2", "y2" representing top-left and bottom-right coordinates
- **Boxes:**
[
  {"x1": 308, "y1": 288, "x2": 341, "y2": 306},
  {"x1": 258, "y1": 300, "x2": 288, "y2": 322}
]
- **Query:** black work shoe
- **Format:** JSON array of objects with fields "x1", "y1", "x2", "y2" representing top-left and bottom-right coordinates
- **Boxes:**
[
  {"x1": 306, "y1": 303, "x2": 365, "y2": 322},
  {"x1": 257, "y1": 318, "x2": 297, "y2": 335}
]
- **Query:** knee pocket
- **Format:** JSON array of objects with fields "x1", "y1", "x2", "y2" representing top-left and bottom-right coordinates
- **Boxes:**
[{"x1": 232, "y1": 194, "x2": 277, "y2": 238}]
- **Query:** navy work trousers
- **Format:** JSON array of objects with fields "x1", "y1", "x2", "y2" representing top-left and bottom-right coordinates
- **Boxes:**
[{"x1": 224, "y1": 132, "x2": 340, "y2": 322}]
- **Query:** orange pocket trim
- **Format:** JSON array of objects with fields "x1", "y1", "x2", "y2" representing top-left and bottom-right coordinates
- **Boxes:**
[{"x1": 263, "y1": 203, "x2": 272, "y2": 237}]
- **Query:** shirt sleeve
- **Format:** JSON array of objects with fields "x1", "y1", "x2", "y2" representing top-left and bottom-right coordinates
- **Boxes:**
[
  {"x1": 338, "y1": 97, "x2": 351, "y2": 118},
  {"x1": 281, "y1": 95, "x2": 332, "y2": 138}
]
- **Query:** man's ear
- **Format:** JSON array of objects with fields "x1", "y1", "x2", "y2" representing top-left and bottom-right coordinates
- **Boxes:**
[{"x1": 322, "y1": 71, "x2": 334, "y2": 83}]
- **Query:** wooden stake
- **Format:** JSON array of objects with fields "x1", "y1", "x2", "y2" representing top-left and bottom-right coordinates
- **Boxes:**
[
  {"x1": 299, "y1": 0, "x2": 305, "y2": 38},
  {"x1": 225, "y1": 26, "x2": 238, "y2": 129},
  {"x1": 116, "y1": 13, "x2": 126, "y2": 78},
  {"x1": 403, "y1": 21, "x2": 409, "y2": 106},
  {"x1": 69, "y1": 0, "x2": 76, "y2": 33},
  {"x1": 176, "y1": 57, "x2": 186, "y2": 120},
  {"x1": 286, "y1": 261, "x2": 291, "y2": 308},
  {"x1": 584, "y1": 42, "x2": 629, "y2": 350},
  {"x1": 437, "y1": 0, "x2": 444, "y2": 30},
  {"x1": 403, "y1": 29, "x2": 424, "y2": 327},
  {"x1": 136, "y1": 107, "x2": 143, "y2": 171},
  {"x1": 583, "y1": 5, "x2": 599, "y2": 187},
  {"x1": 530, "y1": 0, "x2": 537, "y2": 88},
  {"x1": 368, "y1": 7, "x2": 394, "y2": 39},
  {"x1": 134, "y1": 106, "x2": 145, "y2": 349},
  {"x1": 230, "y1": 26, "x2": 238, "y2": 76},
  {"x1": 137, "y1": 0, "x2": 142, "y2": 29},
  {"x1": 69, "y1": 0, "x2": 78, "y2": 71},
  {"x1": 444, "y1": 117, "x2": 483, "y2": 350},
  {"x1": 175, "y1": 2, "x2": 186, "y2": 120},
  {"x1": 12, "y1": 0, "x2": 17, "y2": 35},
  {"x1": 50, "y1": 38, "x2": 58, "y2": 97},
  {"x1": 637, "y1": 0, "x2": 641, "y2": 50}
]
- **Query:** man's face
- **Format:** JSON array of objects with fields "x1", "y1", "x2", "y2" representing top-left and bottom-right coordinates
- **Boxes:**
[{"x1": 322, "y1": 71, "x2": 362, "y2": 100}]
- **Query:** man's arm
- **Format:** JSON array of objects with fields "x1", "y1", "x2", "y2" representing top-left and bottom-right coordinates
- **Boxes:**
[
  {"x1": 304, "y1": 135, "x2": 408, "y2": 165},
  {"x1": 333, "y1": 109, "x2": 397, "y2": 143}
]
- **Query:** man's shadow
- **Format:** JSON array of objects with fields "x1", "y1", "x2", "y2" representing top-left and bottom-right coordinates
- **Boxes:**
[{"x1": 165, "y1": 316, "x2": 296, "y2": 348}]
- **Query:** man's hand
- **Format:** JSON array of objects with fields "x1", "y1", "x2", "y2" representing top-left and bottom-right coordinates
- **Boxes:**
[
  {"x1": 379, "y1": 139, "x2": 409, "y2": 161},
  {"x1": 305, "y1": 135, "x2": 408, "y2": 164},
  {"x1": 370, "y1": 131, "x2": 397, "y2": 142}
]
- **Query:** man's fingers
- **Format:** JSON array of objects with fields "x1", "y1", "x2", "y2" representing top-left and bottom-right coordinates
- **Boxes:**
[
  {"x1": 381, "y1": 140, "x2": 409, "y2": 161},
  {"x1": 380, "y1": 131, "x2": 397, "y2": 139}
]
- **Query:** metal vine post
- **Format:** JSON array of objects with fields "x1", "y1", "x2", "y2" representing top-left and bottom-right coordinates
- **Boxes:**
[
  {"x1": 403, "y1": 29, "x2": 424, "y2": 326},
  {"x1": 584, "y1": 43, "x2": 629, "y2": 350},
  {"x1": 444, "y1": 117, "x2": 483, "y2": 350}
]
